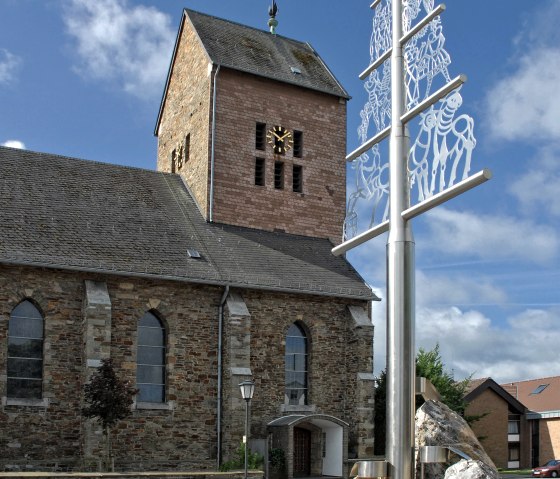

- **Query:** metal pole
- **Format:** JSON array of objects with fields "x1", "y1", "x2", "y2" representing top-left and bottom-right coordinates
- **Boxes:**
[
  {"x1": 244, "y1": 399, "x2": 249, "y2": 479},
  {"x1": 386, "y1": 0, "x2": 415, "y2": 478}
]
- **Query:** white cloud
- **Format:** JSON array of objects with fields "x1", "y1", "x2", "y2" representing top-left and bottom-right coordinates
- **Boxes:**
[
  {"x1": 2, "y1": 140, "x2": 25, "y2": 149},
  {"x1": 509, "y1": 147, "x2": 560, "y2": 217},
  {"x1": 416, "y1": 269, "x2": 508, "y2": 308},
  {"x1": 423, "y1": 208, "x2": 559, "y2": 265},
  {"x1": 416, "y1": 306, "x2": 560, "y2": 383},
  {"x1": 486, "y1": 3, "x2": 560, "y2": 145},
  {"x1": 63, "y1": 0, "x2": 175, "y2": 99},
  {"x1": 0, "y1": 48, "x2": 22, "y2": 84},
  {"x1": 486, "y1": 48, "x2": 560, "y2": 143}
]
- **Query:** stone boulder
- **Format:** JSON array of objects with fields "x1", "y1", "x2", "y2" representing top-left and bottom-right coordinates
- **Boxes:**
[
  {"x1": 415, "y1": 400, "x2": 498, "y2": 479},
  {"x1": 444, "y1": 459, "x2": 500, "y2": 479}
]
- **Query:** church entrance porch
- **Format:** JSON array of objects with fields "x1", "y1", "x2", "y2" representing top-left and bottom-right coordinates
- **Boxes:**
[{"x1": 267, "y1": 414, "x2": 348, "y2": 479}]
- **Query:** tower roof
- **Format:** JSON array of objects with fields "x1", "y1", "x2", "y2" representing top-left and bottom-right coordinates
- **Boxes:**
[
  {"x1": 155, "y1": 9, "x2": 349, "y2": 135},
  {"x1": 0, "y1": 146, "x2": 374, "y2": 301}
]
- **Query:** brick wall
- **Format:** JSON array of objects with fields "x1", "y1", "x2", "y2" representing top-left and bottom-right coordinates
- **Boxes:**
[
  {"x1": 539, "y1": 418, "x2": 560, "y2": 464},
  {"x1": 156, "y1": 19, "x2": 348, "y2": 245},
  {"x1": 211, "y1": 69, "x2": 347, "y2": 244},
  {"x1": 466, "y1": 388, "x2": 509, "y2": 468}
]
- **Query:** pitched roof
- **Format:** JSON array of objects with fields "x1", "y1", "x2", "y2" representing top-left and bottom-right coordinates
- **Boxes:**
[
  {"x1": 156, "y1": 9, "x2": 349, "y2": 134},
  {"x1": 0, "y1": 146, "x2": 375, "y2": 301},
  {"x1": 501, "y1": 376, "x2": 560, "y2": 414},
  {"x1": 465, "y1": 378, "x2": 526, "y2": 414}
]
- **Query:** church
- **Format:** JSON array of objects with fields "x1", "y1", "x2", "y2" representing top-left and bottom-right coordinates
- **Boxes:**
[{"x1": 0, "y1": 8, "x2": 376, "y2": 478}]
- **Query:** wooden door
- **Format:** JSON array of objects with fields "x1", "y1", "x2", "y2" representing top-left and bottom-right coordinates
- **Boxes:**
[{"x1": 293, "y1": 427, "x2": 311, "y2": 476}]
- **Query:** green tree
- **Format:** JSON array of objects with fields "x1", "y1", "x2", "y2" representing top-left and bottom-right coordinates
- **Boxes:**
[
  {"x1": 82, "y1": 358, "x2": 137, "y2": 471},
  {"x1": 416, "y1": 344, "x2": 469, "y2": 415},
  {"x1": 373, "y1": 344, "x2": 470, "y2": 455}
]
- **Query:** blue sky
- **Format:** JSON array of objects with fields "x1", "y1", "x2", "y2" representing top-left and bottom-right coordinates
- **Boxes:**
[{"x1": 1, "y1": 0, "x2": 558, "y2": 384}]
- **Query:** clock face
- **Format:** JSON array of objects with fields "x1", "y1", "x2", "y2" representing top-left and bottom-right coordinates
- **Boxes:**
[{"x1": 267, "y1": 126, "x2": 293, "y2": 154}]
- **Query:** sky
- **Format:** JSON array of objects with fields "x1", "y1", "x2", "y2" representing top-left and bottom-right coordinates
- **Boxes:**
[{"x1": 1, "y1": 0, "x2": 558, "y2": 385}]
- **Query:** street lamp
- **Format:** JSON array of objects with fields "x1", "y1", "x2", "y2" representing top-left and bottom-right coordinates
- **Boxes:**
[{"x1": 239, "y1": 380, "x2": 255, "y2": 479}]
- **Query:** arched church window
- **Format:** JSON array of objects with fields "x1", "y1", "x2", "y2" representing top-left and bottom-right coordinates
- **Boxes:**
[
  {"x1": 136, "y1": 311, "x2": 166, "y2": 403},
  {"x1": 7, "y1": 300, "x2": 44, "y2": 399},
  {"x1": 285, "y1": 322, "x2": 308, "y2": 405}
]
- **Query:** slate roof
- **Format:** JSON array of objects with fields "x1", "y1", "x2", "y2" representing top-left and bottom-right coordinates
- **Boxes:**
[
  {"x1": 156, "y1": 9, "x2": 349, "y2": 134},
  {"x1": 0, "y1": 147, "x2": 375, "y2": 300}
]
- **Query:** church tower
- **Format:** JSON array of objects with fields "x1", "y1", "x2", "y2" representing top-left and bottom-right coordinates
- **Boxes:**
[{"x1": 155, "y1": 9, "x2": 349, "y2": 245}]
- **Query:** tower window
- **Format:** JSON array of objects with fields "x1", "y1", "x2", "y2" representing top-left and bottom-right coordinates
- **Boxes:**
[
  {"x1": 255, "y1": 157, "x2": 265, "y2": 186},
  {"x1": 293, "y1": 130, "x2": 303, "y2": 158},
  {"x1": 170, "y1": 149, "x2": 176, "y2": 173},
  {"x1": 184, "y1": 134, "x2": 191, "y2": 164},
  {"x1": 256, "y1": 122, "x2": 266, "y2": 151},
  {"x1": 274, "y1": 161, "x2": 284, "y2": 189},
  {"x1": 293, "y1": 165, "x2": 303, "y2": 193}
]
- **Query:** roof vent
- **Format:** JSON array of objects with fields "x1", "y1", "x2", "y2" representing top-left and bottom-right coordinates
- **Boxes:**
[
  {"x1": 290, "y1": 66, "x2": 302, "y2": 75},
  {"x1": 187, "y1": 249, "x2": 202, "y2": 259}
]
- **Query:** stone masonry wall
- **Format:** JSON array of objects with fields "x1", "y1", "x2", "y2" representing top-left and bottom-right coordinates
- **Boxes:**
[
  {"x1": 211, "y1": 69, "x2": 347, "y2": 244},
  {"x1": 157, "y1": 15, "x2": 212, "y2": 215},
  {"x1": 0, "y1": 265, "x2": 222, "y2": 471},
  {"x1": 0, "y1": 265, "x2": 373, "y2": 472},
  {"x1": 220, "y1": 289, "x2": 373, "y2": 463}
]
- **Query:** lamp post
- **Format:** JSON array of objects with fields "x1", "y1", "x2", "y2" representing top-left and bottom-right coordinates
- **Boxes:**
[{"x1": 239, "y1": 380, "x2": 255, "y2": 479}]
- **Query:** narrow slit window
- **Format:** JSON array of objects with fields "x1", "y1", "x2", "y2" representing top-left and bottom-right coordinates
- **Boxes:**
[
  {"x1": 293, "y1": 130, "x2": 303, "y2": 158},
  {"x1": 255, "y1": 157, "x2": 265, "y2": 186},
  {"x1": 274, "y1": 161, "x2": 284, "y2": 190},
  {"x1": 293, "y1": 165, "x2": 303, "y2": 193},
  {"x1": 256, "y1": 122, "x2": 266, "y2": 151},
  {"x1": 184, "y1": 134, "x2": 191, "y2": 164},
  {"x1": 170, "y1": 149, "x2": 176, "y2": 173}
]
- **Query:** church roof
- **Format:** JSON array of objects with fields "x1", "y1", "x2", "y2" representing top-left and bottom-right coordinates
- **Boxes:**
[
  {"x1": 186, "y1": 9, "x2": 349, "y2": 98},
  {"x1": 156, "y1": 9, "x2": 349, "y2": 135},
  {"x1": 0, "y1": 147, "x2": 374, "y2": 301}
]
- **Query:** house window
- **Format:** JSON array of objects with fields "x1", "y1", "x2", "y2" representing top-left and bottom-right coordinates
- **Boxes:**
[
  {"x1": 274, "y1": 161, "x2": 284, "y2": 190},
  {"x1": 285, "y1": 323, "x2": 308, "y2": 405},
  {"x1": 256, "y1": 122, "x2": 266, "y2": 150},
  {"x1": 508, "y1": 443, "x2": 520, "y2": 462},
  {"x1": 255, "y1": 158, "x2": 265, "y2": 186},
  {"x1": 136, "y1": 311, "x2": 166, "y2": 403},
  {"x1": 7, "y1": 300, "x2": 44, "y2": 399},
  {"x1": 293, "y1": 165, "x2": 303, "y2": 193},
  {"x1": 508, "y1": 415, "x2": 520, "y2": 435},
  {"x1": 293, "y1": 130, "x2": 303, "y2": 158}
]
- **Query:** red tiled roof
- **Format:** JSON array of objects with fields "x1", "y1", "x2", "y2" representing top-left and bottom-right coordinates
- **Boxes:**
[{"x1": 500, "y1": 376, "x2": 560, "y2": 413}]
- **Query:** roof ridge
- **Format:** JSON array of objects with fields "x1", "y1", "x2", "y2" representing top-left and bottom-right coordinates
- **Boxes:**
[
  {"x1": 183, "y1": 8, "x2": 313, "y2": 48},
  {"x1": 500, "y1": 375, "x2": 560, "y2": 385}
]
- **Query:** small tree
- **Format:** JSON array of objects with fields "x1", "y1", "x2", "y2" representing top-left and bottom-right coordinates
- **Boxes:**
[
  {"x1": 82, "y1": 358, "x2": 137, "y2": 471},
  {"x1": 374, "y1": 344, "x2": 471, "y2": 455}
]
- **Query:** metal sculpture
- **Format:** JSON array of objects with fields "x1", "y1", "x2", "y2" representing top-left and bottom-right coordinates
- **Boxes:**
[
  {"x1": 344, "y1": 0, "x2": 476, "y2": 240},
  {"x1": 334, "y1": 3, "x2": 490, "y2": 479}
]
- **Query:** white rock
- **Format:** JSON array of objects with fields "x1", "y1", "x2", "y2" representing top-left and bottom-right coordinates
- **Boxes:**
[{"x1": 444, "y1": 459, "x2": 500, "y2": 479}]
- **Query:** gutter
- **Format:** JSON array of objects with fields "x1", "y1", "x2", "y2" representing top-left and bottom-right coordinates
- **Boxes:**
[
  {"x1": 209, "y1": 64, "x2": 221, "y2": 222},
  {"x1": 217, "y1": 284, "x2": 230, "y2": 467}
]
